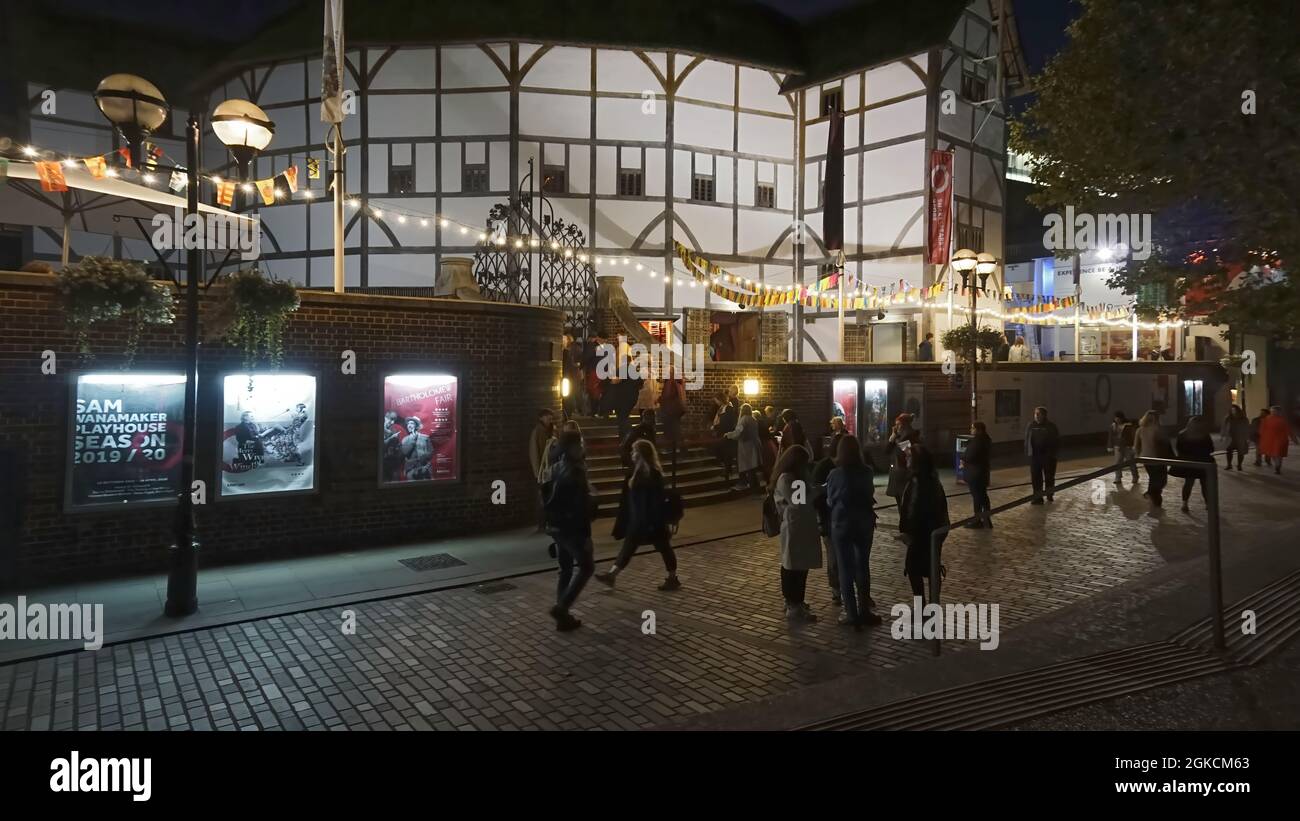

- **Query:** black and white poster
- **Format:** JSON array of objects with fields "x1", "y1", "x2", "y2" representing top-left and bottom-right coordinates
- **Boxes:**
[
  {"x1": 219, "y1": 374, "x2": 316, "y2": 497},
  {"x1": 68, "y1": 373, "x2": 186, "y2": 509}
]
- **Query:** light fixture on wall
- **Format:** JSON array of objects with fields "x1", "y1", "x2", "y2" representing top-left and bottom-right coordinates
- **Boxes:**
[{"x1": 742, "y1": 378, "x2": 760, "y2": 397}]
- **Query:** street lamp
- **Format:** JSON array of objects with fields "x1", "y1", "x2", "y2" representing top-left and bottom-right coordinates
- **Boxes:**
[
  {"x1": 951, "y1": 248, "x2": 992, "y2": 426},
  {"x1": 95, "y1": 79, "x2": 273, "y2": 618},
  {"x1": 94, "y1": 74, "x2": 170, "y2": 169}
]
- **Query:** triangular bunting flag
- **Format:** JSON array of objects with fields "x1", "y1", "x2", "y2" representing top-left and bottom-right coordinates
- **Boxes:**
[
  {"x1": 256, "y1": 178, "x2": 276, "y2": 205},
  {"x1": 83, "y1": 155, "x2": 107, "y2": 179},
  {"x1": 216, "y1": 180, "x2": 235, "y2": 207},
  {"x1": 282, "y1": 165, "x2": 299, "y2": 193},
  {"x1": 35, "y1": 161, "x2": 68, "y2": 192}
]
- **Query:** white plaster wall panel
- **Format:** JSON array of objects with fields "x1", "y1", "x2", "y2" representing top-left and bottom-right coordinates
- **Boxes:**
[
  {"x1": 776, "y1": 164, "x2": 794, "y2": 210},
  {"x1": 441, "y1": 92, "x2": 508, "y2": 135},
  {"x1": 309, "y1": 254, "x2": 360, "y2": 288},
  {"x1": 964, "y1": 16, "x2": 992, "y2": 53},
  {"x1": 864, "y1": 61, "x2": 925, "y2": 103},
  {"x1": 739, "y1": 67, "x2": 789, "y2": 114},
  {"x1": 518, "y1": 44, "x2": 540, "y2": 65},
  {"x1": 415, "y1": 143, "x2": 438, "y2": 190},
  {"x1": 617, "y1": 272, "x2": 662, "y2": 312},
  {"x1": 739, "y1": 210, "x2": 796, "y2": 259},
  {"x1": 737, "y1": 159, "x2": 756, "y2": 207},
  {"x1": 594, "y1": 201, "x2": 664, "y2": 250},
  {"x1": 805, "y1": 120, "x2": 829, "y2": 156},
  {"x1": 676, "y1": 203, "x2": 730, "y2": 255},
  {"x1": 257, "y1": 64, "x2": 302, "y2": 105},
  {"x1": 864, "y1": 96, "x2": 926, "y2": 144},
  {"x1": 596, "y1": 97, "x2": 665, "y2": 142},
  {"x1": 843, "y1": 153, "x2": 860, "y2": 201},
  {"x1": 674, "y1": 280, "x2": 709, "y2": 310},
  {"x1": 367, "y1": 148, "x2": 389, "y2": 193},
  {"x1": 803, "y1": 162, "x2": 820, "y2": 210},
  {"x1": 843, "y1": 74, "x2": 862, "y2": 109},
  {"x1": 440, "y1": 196, "x2": 496, "y2": 232},
  {"x1": 311, "y1": 198, "x2": 362, "y2": 249},
  {"x1": 974, "y1": 116, "x2": 1005, "y2": 154},
  {"x1": 368, "y1": 47, "x2": 436, "y2": 90},
  {"x1": 520, "y1": 92, "x2": 589, "y2": 139},
  {"x1": 673, "y1": 150, "x2": 692, "y2": 198},
  {"x1": 842, "y1": 113, "x2": 861, "y2": 149},
  {"x1": 951, "y1": 144, "x2": 974, "y2": 201},
  {"x1": 737, "y1": 112, "x2": 794, "y2": 159},
  {"x1": 390, "y1": 144, "x2": 412, "y2": 167},
  {"x1": 860, "y1": 198, "x2": 925, "y2": 253},
  {"x1": 803, "y1": 319, "x2": 839, "y2": 362},
  {"x1": 464, "y1": 140, "x2": 485, "y2": 166},
  {"x1": 971, "y1": 152, "x2": 1002, "y2": 207},
  {"x1": 646, "y1": 53, "x2": 669, "y2": 81},
  {"x1": 938, "y1": 104, "x2": 975, "y2": 142},
  {"x1": 440, "y1": 143, "x2": 461, "y2": 192},
  {"x1": 368, "y1": 252, "x2": 439, "y2": 286},
  {"x1": 595, "y1": 145, "x2": 617, "y2": 195},
  {"x1": 862, "y1": 140, "x2": 924, "y2": 198},
  {"x1": 982, "y1": 210, "x2": 1004, "y2": 259},
  {"x1": 366, "y1": 94, "x2": 433, "y2": 139},
  {"x1": 596, "y1": 49, "x2": 662, "y2": 94},
  {"x1": 673, "y1": 102, "x2": 732, "y2": 152},
  {"x1": 441, "y1": 46, "x2": 508, "y2": 88},
  {"x1": 522, "y1": 45, "x2": 590, "y2": 91},
  {"x1": 716, "y1": 156, "x2": 734, "y2": 204},
  {"x1": 844, "y1": 205, "x2": 861, "y2": 247},
  {"x1": 28, "y1": 84, "x2": 100, "y2": 124},
  {"x1": 858, "y1": 254, "x2": 924, "y2": 289},
  {"x1": 257, "y1": 203, "x2": 304, "y2": 252},
  {"x1": 675, "y1": 59, "x2": 733, "y2": 105},
  {"x1": 569, "y1": 145, "x2": 591, "y2": 195},
  {"x1": 264, "y1": 108, "x2": 306, "y2": 152},
  {"x1": 543, "y1": 142, "x2": 564, "y2": 165},
  {"x1": 644, "y1": 148, "x2": 666, "y2": 197}
]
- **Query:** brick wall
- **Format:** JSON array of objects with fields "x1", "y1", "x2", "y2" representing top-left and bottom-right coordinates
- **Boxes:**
[{"x1": 0, "y1": 272, "x2": 563, "y2": 586}]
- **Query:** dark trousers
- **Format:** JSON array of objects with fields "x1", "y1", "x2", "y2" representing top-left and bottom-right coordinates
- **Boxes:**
[
  {"x1": 1225, "y1": 446, "x2": 1245, "y2": 469},
  {"x1": 555, "y1": 534, "x2": 594, "y2": 611},
  {"x1": 615, "y1": 407, "x2": 632, "y2": 440},
  {"x1": 780, "y1": 567, "x2": 809, "y2": 605},
  {"x1": 615, "y1": 535, "x2": 677, "y2": 574},
  {"x1": 968, "y1": 474, "x2": 991, "y2": 520},
  {"x1": 1030, "y1": 455, "x2": 1057, "y2": 499},
  {"x1": 1181, "y1": 475, "x2": 1209, "y2": 504},
  {"x1": 832, "y1": 530, "x2": 872, "y2": 623},
  {"x1": 1145, "y1": 465, "x2": 1168, "y2": 505}
]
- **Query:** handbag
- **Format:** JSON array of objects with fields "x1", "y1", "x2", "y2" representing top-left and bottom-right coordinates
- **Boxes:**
[{"x1": 761, "y1": 493, "x2": 781, "y2": 537}]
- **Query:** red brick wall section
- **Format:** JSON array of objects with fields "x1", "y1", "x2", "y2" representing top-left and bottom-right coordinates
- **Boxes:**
[{"x1": 0, "y1": 272, "x2": 563, "y2": 586}]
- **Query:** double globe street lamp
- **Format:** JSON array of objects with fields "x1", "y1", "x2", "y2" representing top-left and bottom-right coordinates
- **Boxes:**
[
  {"x1": 951, "y1": 248, "x2": 1000, "y2": 426},
  {"x1": 95, "y1": 75, "x2": 275, "y2": 617}
]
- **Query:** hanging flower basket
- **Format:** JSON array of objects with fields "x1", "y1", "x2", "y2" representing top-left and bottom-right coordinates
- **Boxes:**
[
  {"x1": 211, "y1": 268, "x2": 301, "y2": 376},
  {"x1": 941, "y1": 325, "x2": 1006, "y2": 364},
  {"x1": 55, "y1": 256, "x2": 175, "y2": 367}
]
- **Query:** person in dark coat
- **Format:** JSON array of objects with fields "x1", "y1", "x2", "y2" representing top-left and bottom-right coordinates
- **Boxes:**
[
  {"x1": 620, "y1": 408, "x2": 657, "y2": 468},
  {"x1": 712, "y1": 391, "x2": 740, "y2": 481},
  {"x1": 811, "y1": 454, "x2": 840, "y2": 607},
  {"x1": 596, "y1": 439, "x2": 681, "y2": 591},
  {"x1": 1173, "y1": 415, "x2": 1215, "y2": 512},
  {"x1": 898, "y1": 445, "x2": 949, "y2": 602},
  {"x1": 657, "y1": 366, "x2": 687, "y2": 449},
  {"x1": 614, "y1": 355, "x2": 643, "y2": 441},
  {"x1": 1024, "y1": 406, "x2": 1060, "y2": 504},
  {"x1": 544, "y1": 431, "x2": 596, "y2": 631},
  {"x1": 826, "y1": 435, "x2": 882, "y2": 627},
  {"x1": 962, "y1": 421, "x2": 993, "y2": 528},
  {"x1": 884, "y1": 413, "x2": 921, "y2": 499}
]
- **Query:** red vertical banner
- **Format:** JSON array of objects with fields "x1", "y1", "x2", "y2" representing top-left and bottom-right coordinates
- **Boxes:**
[{"x1": 928, "y1": 149, "x2": 954, "y2": 264}]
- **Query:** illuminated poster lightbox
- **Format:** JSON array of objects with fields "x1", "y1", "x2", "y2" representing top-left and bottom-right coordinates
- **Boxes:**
[
  {"x1": 381, "y1": 374, "x2": 459, "y2": 484},
  {"x1": 832, "y1": 379, "x2": 858, "y2": 436},
  {"x1": 67, "y1": 373, "x2": 186, "y2": 509},
  {"x1": 219, "y1": 373, "x2": 317, "y2": 497}
]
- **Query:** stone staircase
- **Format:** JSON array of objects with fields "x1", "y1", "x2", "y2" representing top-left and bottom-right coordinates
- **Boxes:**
[{"x1": 573, "y1": 416, "x2": 742, "y2": 517}]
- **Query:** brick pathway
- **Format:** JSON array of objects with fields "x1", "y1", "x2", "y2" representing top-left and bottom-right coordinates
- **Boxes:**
[{"x1": 2, "y1": 467, "x2": 1296, "y2": 731}]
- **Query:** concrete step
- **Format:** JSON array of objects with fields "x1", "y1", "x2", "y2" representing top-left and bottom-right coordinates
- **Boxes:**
[
  {"x1": 587, "y1": 454, "x2": 717, "y2": 479},
  {"x1": 589, "y1": 463, "x2": 725, "y2": 491}
]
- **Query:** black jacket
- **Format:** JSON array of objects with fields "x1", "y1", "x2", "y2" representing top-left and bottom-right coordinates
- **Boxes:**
[
  {"x1": 1025, "y1": 419, "x2": 1060, "y2": 458},
  {"x1": 962, "y1": 432, "x2": 992, "y2": 479},
  {"x1": 625, "y1": 469, "x2": 669, "y2": 543},
  {"x1": 620, "y1": 422, "x2": 657, "y2": 468},
  {"x1": 544, "y1": 458, "x2": 593, "y2": 538}
]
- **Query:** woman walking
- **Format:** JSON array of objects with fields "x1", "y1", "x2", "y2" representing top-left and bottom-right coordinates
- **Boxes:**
[
  {"x1": 773, "y1": 444, "x2": 822, "y2": 622},
  {"x1": 544, "y1": 431, "x2": 596, "y2": 631},
  {"x1": 724, "y1": 403, "x2": 763, "y2": 492},
  {"x1": 898, "y1": 446, "x2": 948, "y2": 603},
  {"x1": 1173, "y1": 415, "x2": 1215, "y2": 512},
  {"x1": 826, "y1": 436, "x2": 881, "y2": 628},
  {"x1": 596, "y1": 439, "x2": 681, "y2": 591},
  {"x1": 1220, "y1": 404, "x2": 1250, "y2": 471},
  {"x1": 1259, "y1": 405, "x2": 1299, "y2": 474},
  {"x1": 1136, "y1": 410, "x2": 1174, "y2": 507}
]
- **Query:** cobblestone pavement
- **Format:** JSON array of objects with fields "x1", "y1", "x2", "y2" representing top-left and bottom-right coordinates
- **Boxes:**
[{"x1": 2, "y1": 466, "x2": 1297, "y2": 731}]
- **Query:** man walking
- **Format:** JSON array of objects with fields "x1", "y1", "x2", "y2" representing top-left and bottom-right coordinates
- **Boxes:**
[
  {"x1": 1109, "y1": 411, "x2": 1139, "y2": 487},
  {"x1": 1025, "y1": 406, "x2": 1060, "y2": 504}
]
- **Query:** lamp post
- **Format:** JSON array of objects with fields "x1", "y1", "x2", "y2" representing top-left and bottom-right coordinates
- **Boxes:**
[
  {"x1": 952, "y1": 248, "x2": 978, "y2": 425},
  {"x1": 96, "y1": 76, "x2": 274, "y2": 617}
]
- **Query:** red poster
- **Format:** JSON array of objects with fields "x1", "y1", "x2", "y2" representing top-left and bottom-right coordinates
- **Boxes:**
[
  {"x1": 832, "y1": 379, "x2": 858, "y2": 436},
  {"x1": 382, "y1": 374, "x2": 459, "y2": 483},
  {"x1": 928, "y1": 149, "x2": 954, "y2": 265}
]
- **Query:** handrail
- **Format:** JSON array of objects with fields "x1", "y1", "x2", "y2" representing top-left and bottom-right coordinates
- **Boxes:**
[{"x1": 925, "y1": 455, "x2": 1224, "y2": 656}]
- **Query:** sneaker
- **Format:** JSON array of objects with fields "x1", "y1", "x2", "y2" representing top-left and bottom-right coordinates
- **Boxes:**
[
  {"x1": 784, "y1": 603, "x2": 801, "y2": 621},
  {"x1": 798, "y1": 603, "x2": 818, "y2": 623},
  {"x1": 1047, "y1": 494, "x2": 1054, "y2": 502},
  {"x1": 595, "y1": 571, "x2": 616, "y2": 588},
  {"x1": 658, "y1": 575, "x2": 681, "y2": 591},
  {"x1": 1031, "y1": 498, "x2": 1044, "y2": 506}
]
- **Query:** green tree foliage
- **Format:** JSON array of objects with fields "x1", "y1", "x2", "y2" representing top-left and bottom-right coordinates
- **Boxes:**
[{"x1": 1010, "y1": 0, "x2": 1300, "y2": 343}]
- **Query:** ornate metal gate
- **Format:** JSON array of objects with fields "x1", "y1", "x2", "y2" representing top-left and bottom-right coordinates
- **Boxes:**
[{"x1": 471, "y1": 161, "x2": 596, "y2": 338}]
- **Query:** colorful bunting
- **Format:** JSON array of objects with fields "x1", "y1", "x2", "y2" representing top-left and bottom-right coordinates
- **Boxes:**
[
  {"x1": 216, "y1": 180, "x2": 235, "y2": 207},
  {"x1": 307, "y1": 158, "x2": 320, "y2": 180},
  {"x1": 282, "y1": 165, "x2": 299, "y2": 193},
  {"x1": 256, "y1": 178, "x2": 277, "y2": 205},
  {"x1": 35, "y1": 161, "x2": 68, "y2": 192},
  {"x1": 83, "y1": 155, "x2": 107, "y2": 179}
]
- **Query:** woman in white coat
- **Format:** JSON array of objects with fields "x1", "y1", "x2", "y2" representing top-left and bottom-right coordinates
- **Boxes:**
[
  {"x1": 725, "y1": 403, "x2": 763, "y2": 492},
  {"x1": 773, "y1": 444, "x2": 823, "y2": 622}
]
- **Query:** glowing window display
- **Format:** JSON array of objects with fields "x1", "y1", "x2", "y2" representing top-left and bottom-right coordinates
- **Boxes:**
[{"x1": 381, "y1": 374, "x2": 460, "y2": 484}]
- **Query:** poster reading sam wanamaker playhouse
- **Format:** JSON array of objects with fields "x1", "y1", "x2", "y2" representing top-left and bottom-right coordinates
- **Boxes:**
[
  {"x1": 69, "y1": 373, "x2": 186, "y2": 508},
  {"x1": 220, "y1": 373, "x2": 317, "y2": 496}
]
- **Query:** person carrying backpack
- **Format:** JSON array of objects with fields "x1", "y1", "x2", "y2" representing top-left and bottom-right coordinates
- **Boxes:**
[
  {"x1": 596, "y1": 439, "x2": 681, "y2": 591},
  {"x1": 1110, "y1": 411, "x2": 1139, "y2": 488}
]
